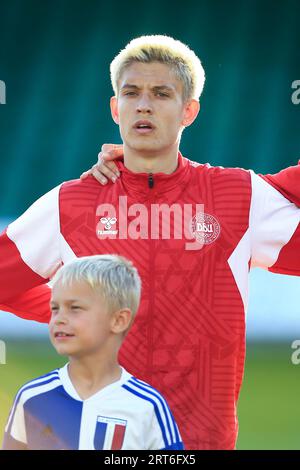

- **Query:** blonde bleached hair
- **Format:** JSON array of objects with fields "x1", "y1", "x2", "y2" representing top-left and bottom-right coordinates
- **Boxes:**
[
  {"x1": 110, "y1": 35, "x2": 206, "y2": 102},
  {"x1": 51, "y1": 255, "x2": 141, "y2": 318}
]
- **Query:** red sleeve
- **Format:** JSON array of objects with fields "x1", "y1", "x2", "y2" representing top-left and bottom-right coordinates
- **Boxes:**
[
  {"x1": 0, "y1": 184, "x2": 61, "y2": 323},
  {"x1": 260, "y1": 160, "x2": 300, "y2": 207},
  {"x1": 0, "y1": 285, "x2": 51, "y2": 323},
  {"x1": 268, "y1": 226, "x2": 300, "y2": 276},
  {"x1": 0, "y1": 230, "x2": 51, "y2": 323}
]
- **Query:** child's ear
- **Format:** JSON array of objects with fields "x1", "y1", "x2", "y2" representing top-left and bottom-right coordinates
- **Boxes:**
[{"x1": 111, "y1": 308, "x2": 132, "y2": 334}]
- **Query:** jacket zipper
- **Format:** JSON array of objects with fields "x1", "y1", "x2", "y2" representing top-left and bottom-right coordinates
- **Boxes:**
[
  {"x1": 148, "y1": 173, "x2": 154, "y2": 189},
  {"x1": 148, "y1": 172, "x2": 155, "y2": 379}
]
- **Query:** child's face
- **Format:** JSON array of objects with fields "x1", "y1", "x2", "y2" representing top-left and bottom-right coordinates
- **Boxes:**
[{"x1": 49, "y1": 280, "x2": 112, "y2": 358}]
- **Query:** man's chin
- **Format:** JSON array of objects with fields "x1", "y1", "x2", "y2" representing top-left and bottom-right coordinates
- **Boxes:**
[{"x1": 126, "y1": 141, "x2": 163, "y2": 155}]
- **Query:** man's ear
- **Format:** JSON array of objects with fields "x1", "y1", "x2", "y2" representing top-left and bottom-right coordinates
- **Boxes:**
[
  {"x1": 181, "y1": 99, "x2": 200, "y2": 127},
  {"x1": 110, "y1": 96, "x2": 120, "y2": 125},
  {"x1": 111, "y1": 308, "x2": 132, "y2": 334}
]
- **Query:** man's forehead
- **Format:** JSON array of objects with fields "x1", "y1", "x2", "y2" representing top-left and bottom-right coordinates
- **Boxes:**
[{"x1": 119, "y1": 62, "x2": 182, "y2": 90}]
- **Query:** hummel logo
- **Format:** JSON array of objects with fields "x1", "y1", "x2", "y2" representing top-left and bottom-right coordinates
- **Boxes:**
[
  {"x1": 100, "y1": 217, "x2": 117, "y2": 230},
  {"x1": 97, "y1": 217, "x2": 118, "y2": 237}
]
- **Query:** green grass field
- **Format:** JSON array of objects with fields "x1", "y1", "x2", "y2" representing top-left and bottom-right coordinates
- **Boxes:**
[{"x1": 0, "y1": 340, "x2": 299, "y2": 449}]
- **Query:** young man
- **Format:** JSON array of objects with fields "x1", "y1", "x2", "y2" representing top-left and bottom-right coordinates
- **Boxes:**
[
  {"x1": 0, "y1": 35, "x2": 299, "y2": 449},
  {"x1": 2, "y1": 255, "x2": 183, "y2": 450}
]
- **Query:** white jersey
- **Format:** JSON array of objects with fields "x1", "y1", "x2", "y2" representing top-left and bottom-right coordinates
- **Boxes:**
[{"x1": 2, "y1": 365, "x2": 183, "y2": 450}]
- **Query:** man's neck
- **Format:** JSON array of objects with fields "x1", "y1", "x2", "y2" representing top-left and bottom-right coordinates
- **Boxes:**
[{"x1": 123, "y1": 145, "x2": 179, "y2": 174}]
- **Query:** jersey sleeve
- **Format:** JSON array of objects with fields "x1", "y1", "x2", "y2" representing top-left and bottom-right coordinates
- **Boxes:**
[
  {"x1": 146, "y1": 400, "x2": 184, "y2": 450},
  {"x1": 260, "y1": 160, "x2": 300, "y2": 207},
  {"x1": 0, "y1": 185, "x2": 62, "y2": 323},
  {"x1": 250, "y1": 170, "x2": 300, "y2": 275},
  {"x1": 2, "y1": 392, "x2": 28, "y2": 450}
]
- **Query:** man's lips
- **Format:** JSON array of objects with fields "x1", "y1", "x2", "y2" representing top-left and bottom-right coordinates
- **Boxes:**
[{"x1": 133, "y1": 120, "x2": 155, "y2": 134}]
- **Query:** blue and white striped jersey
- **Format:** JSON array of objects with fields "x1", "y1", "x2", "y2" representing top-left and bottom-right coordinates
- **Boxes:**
[{"x1": 2, "y1": 365, "x2": 184, "y2": 450}]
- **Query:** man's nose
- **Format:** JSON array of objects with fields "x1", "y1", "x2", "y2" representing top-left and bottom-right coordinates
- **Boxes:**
[{"x1": 136, "y1": 94, "x2": 153, "y2": 114}]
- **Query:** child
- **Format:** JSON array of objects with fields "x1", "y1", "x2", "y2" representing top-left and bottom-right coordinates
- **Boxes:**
[{"x1": 2, "y1": 255, "x2": 184, "y2": 450}]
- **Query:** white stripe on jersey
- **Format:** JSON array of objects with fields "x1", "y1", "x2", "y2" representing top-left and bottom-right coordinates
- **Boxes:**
[
  {"x1": 7, "y1": 185, "x2": 62, "y2": 279},
  {"x1": 9, "y1": 378, "x2": 61, "y2": 444},
  {"x1": 10, "y1": 400, "x2": 26, "y2": 444},
  {"x1": 250, "y1": 171, "x2": 300, "y2": 269},
  {"x1": 60, "y1": 233, "x2": 77, "y2": 265},
  {"x1": 5, "y1": 371, "x2": 59, "y2": 432},
  {"x1": 124, "y1": 377, "x2": 178, "y2": 447},
  {"x1": 228, "y1": 230, "x2": 251, "y2": 312},
  {"x1": 228, "y1": 171, "x2": 300, "y2": 314},
  {"x1": 132, "y1": 377, "x2": 181, "y2": 443}
]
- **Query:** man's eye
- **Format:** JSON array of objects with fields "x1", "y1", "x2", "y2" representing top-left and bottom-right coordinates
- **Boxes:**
[
  {"x1": 156, "y1": 92, "x2": 169, "y2": 98},
  {"x1": 71, "y1": 306, "x2": 81, "y2": 310},
  {"x1": 51, "y1": 307, "x2": 58, "y2": 313},
  {"x1": 124, "y1": 91, "x2": 137, "y2": 96}
]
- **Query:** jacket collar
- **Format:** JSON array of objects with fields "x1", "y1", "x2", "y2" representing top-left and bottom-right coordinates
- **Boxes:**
[{"x1": 115, "y1": 152, "x2": 190, "y2": 197}]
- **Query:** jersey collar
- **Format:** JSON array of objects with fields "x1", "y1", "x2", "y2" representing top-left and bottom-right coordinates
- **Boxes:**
[
  {"x1": 116, "y1": 152, "x2": 190, "y2": 197},
  {"x1": 58, "y1": 363, "x2": 132, "y2": 402}
]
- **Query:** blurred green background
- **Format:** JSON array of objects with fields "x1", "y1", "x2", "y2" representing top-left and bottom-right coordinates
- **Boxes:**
[{"x1": 1, "y1": 0, "x2": 300, "y2": 450}]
